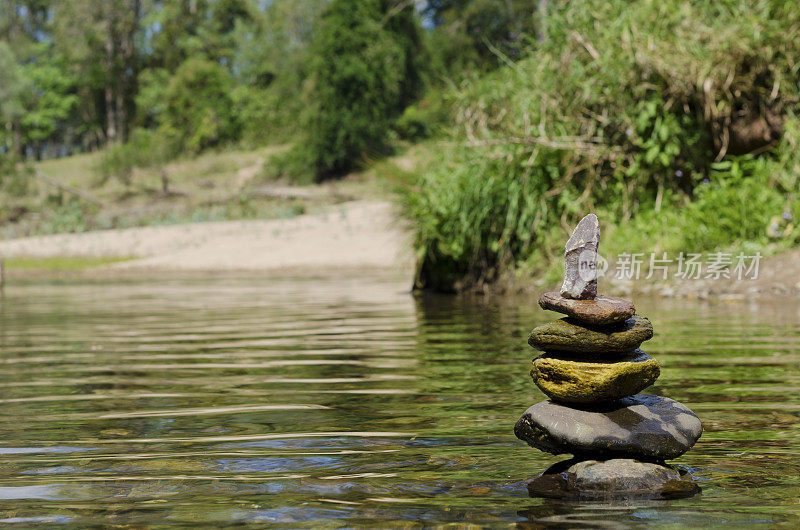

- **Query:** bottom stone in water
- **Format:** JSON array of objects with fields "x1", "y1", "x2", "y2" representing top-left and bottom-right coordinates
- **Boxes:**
[{"x1": 526, "y1": 458, "x2": 700, "y2": 500}]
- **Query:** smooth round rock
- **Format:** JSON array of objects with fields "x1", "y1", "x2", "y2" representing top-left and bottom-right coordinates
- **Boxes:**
[
  {"x1": 514, "y1": 394, "x2": 702, "y2": 461},
  {"x1": 528, "y1": 315, "x2": 653, "y2": 355},
  {"x1": 526, "y1": 458, "x2": 700, "y2": 500},
  {"x1": 531, "y1": 350, "x2": 660, "y2": 403},
  {"x1": 539, "y1": 292, "x2": 635, "y2": 326}
]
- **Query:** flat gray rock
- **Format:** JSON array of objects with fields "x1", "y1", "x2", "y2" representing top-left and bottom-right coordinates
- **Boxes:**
[
  {"x1": 560, "y1": 213, "x2": 600, "y2": 300},
  {"x1": 514, "y1": 394, "x2": 702, "y2": 461},
  {"x1": 526, "y1": 458, "x2": 700, "y2": 500}
]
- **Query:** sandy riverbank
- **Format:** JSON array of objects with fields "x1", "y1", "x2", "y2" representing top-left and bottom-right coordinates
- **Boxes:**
[
  {"x1": 3, "y1": 199, "x2": 799, "y2": 301},
  {"x1": 0, "y1": 200, "x2": 415, "y2": 274}
]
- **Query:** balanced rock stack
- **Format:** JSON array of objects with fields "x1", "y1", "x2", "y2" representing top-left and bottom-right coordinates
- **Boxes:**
[{"x1": 514, "y1": 214, "x2": 703, "y2": 500}]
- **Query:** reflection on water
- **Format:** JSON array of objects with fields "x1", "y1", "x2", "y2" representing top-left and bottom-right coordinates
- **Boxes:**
[{"x1": 0, "y1": 272, "x2": 798, "y2": 526}]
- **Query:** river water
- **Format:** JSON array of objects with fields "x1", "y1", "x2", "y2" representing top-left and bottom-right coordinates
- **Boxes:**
[{"x1": 0, "y1": 272, "x2": 798, "y2": 527}]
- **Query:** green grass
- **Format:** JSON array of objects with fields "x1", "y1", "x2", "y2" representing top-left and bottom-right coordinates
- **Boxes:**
[
  {"x1": 4, "y1": 256, "x2": 132, "y2": 271},
  {"x1": 404, "y1": 0, "x2": 800, "y2": 291},
  {"x1": 2, "y1": 144, "x2": 354, "y2": 239},
  {"x1": 2, "y1": 140, "x2": 416, "y2": 243}
]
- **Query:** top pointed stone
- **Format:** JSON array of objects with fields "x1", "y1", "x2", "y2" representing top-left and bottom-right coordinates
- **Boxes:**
[{"x1": 560, "y1": 213, "x2": 600, "y2": 300}]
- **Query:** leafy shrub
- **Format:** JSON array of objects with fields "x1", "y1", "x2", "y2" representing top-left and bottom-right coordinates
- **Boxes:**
[
  {"x1": 394, "y1": 95, "x2": 451, "y2": 141},
  {"x1": 262, "y1": 146, "x2": 316, "y2": 185},
  {"x1": 232, "y1": 85, "x2": 281, "y2": 146},
  {"x1": 158, "y1": 58, "x2": 240, "y2": 153},
  {"x1": 407, "y1": 0, "x2": 800, "y2": 291},
  {"x1": 603, "y1": 116, "x2": 800, "y2": 256},
  {"x1": 96, "y1": 128, "x2": 176, "y2": 186},
  {"x1": 0, "y1": 153, "x2": 33, "y2": 197},
  {"x1": 41, "y1": 194, "x2": 92, "y2": 234},
  {"x1": 395, "y1": 106, "x2": 430, "y2": 141}
]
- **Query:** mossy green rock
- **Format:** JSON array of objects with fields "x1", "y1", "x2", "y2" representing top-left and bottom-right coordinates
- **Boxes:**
[
  {"x1": 528, "y1": 315, "x2": 653, "y2": 354},
  {"x1": 531, "y1": 350, "x2": 660, "y2": 403}
]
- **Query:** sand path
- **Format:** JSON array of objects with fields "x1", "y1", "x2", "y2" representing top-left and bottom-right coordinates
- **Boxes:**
[{"x1": 0, "y1": 200, "x2": 414, "y2": 272}]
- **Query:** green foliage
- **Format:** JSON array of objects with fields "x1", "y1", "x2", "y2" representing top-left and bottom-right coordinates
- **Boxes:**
[
  {"x1": 603, "y1": 116, "x2": 800, "y2": 257},
  {"x1": 0, "y1": 42, "x2": 25, "y2": 111},
  {"x1": 135, "y1": 68, "x2": 171, "y2": 128},
  {"x1": 145, "y1": 0, "x2": 254, "y2": 71},
  {"x1": 41, "y1": 194, "x2": 92, "y2": 234},
  {"x1": 19, "y1": 52, "x2": 79, "y2": 144},
  {"x1": 0, "y1": 152, "x2": 33, "y2": 198},
  {"x1": 228, "y1": 0, "x2": 327, "y2": 144},
  {"x1": 424, "y1": 0, "x2": 541, "y2": 73},
  {"x1": 262, "y1": 146, "x2": 317, "y2": 185},
  {"x1": 96, "y1": 128, "x2": 176, "y2": 186},
  {"x1": 158, "y1": 58, "x2": 240, "y2": 153},
  {"x1": 406, "y1": 146, "x2": 560, "y2": 290},
  {"x1": 302, "y1": 0, "x2": 425, "y2": 179},
  {"x1": 408, "y1": 0, "x2": 800, "y2": 291},
  {"x1": 231, "y1": 85, "x2": 283, "y2": 145}
]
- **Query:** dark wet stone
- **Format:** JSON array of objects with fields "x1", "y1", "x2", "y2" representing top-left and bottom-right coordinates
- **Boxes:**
[
  {"x1": 560, "y1": 214, "x2": 600, "y2": 300},
  {"x1": 514, "y1": 394, "x2": 703, "y2": 461},
  {"x1": 528, "y1": 315, "x2": 653, "y2": 355},
  {"x1": 531, "y1": 350, "x2": 660, "y2": 404},
  {"x1": 539, "y1": 292, "x2": 635, "y2": 326},
  {"x1": 526, "y1": 458, "x2": 700, "y2": 500}
]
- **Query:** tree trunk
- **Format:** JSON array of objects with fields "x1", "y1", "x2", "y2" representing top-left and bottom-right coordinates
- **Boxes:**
[
  {"x1": 12, "y1": 118, "x2": 22, "y2": 158},
  {"x1": 103, "y1": 2, "x2": 118, "y2": 143}
]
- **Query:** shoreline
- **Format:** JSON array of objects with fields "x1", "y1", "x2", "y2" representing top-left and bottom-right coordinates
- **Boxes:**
[
  {"x1": 0, "y1": 199, "x2": 415, "y2": 281},
  {"x1": 2, "y1": 200, "x2": 799, "y2": 301}
]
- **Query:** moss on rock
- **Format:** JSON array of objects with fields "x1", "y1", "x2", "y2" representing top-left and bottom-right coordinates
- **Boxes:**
[{"x1": 531, "y1": 350, "x2": 660, "y2": 403}]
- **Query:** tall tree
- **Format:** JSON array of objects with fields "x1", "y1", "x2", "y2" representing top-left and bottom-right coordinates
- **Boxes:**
[
  {"x1": 304, "y1": 0, "x2": 425, "y2": 178},
  {"x1": 0, "y1": 42, "x2": 27, "y2": 156},
  {"x1": 50, "y1": 0, "x2": 141, "y2": 145}
]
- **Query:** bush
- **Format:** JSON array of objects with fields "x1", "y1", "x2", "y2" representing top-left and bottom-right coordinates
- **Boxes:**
[
  {"x1": 603, "y1": 116, "x2": 800, "y2": 256},
  {"x1": 302, "y1": 0, "x2": 425, "y2": 179},
  {"x1": 407, "y1": 0, "x2": 800, "y2": 291},
  {"x1": 258, "y1": 144, "x2": 315, "y2": 185},
  {"x1": 96, "y1": 128, "x2": 176, "y2": 186},
  {"x1": 41, "y1": 194, "x2": 92, "y2": 234},
  {"x1": 0, "y1": 153, "x2": 33, "y2": 197},
  {"x1": 158, "y1": 58, "x2": 240, "y2": 153}
]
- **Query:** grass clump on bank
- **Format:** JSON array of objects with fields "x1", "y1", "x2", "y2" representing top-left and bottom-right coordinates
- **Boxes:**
[
  {"x1": 406, "y1": 0, "x2": 800, "y2": 292},
  {"x1": 3, "y1": 256, "x2": 131, "y2": 271}
]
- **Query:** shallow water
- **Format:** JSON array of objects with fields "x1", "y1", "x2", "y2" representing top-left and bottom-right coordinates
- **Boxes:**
[{"x1": 0, "y1": 272, "x2": 798, "y2": 527}]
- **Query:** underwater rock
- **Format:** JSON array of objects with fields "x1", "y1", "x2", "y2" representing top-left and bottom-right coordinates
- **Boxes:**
[
  {"x1": 531, "y1": 350, "x2": 660, "y2": 403},
  {"x1": 526, "y1": 458, "x2": 700, "y2": 500},
  {"x1": 528, "y1": 315, "x2": 653, "y2": 354},
  {"x1": 514, "y1": 394, "x2": 702, "y2": 461},
  {"x1": 560, "y1": 213, "x2": 601, "y2": 300},
  {"x1": 539, "y1": 292, "x2": 635, "y2": 326}
]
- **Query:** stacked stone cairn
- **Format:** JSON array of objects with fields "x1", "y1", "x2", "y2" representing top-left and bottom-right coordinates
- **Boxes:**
[{"x1": 514, "y1": 214, "x2": 703, "y2": 500}]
